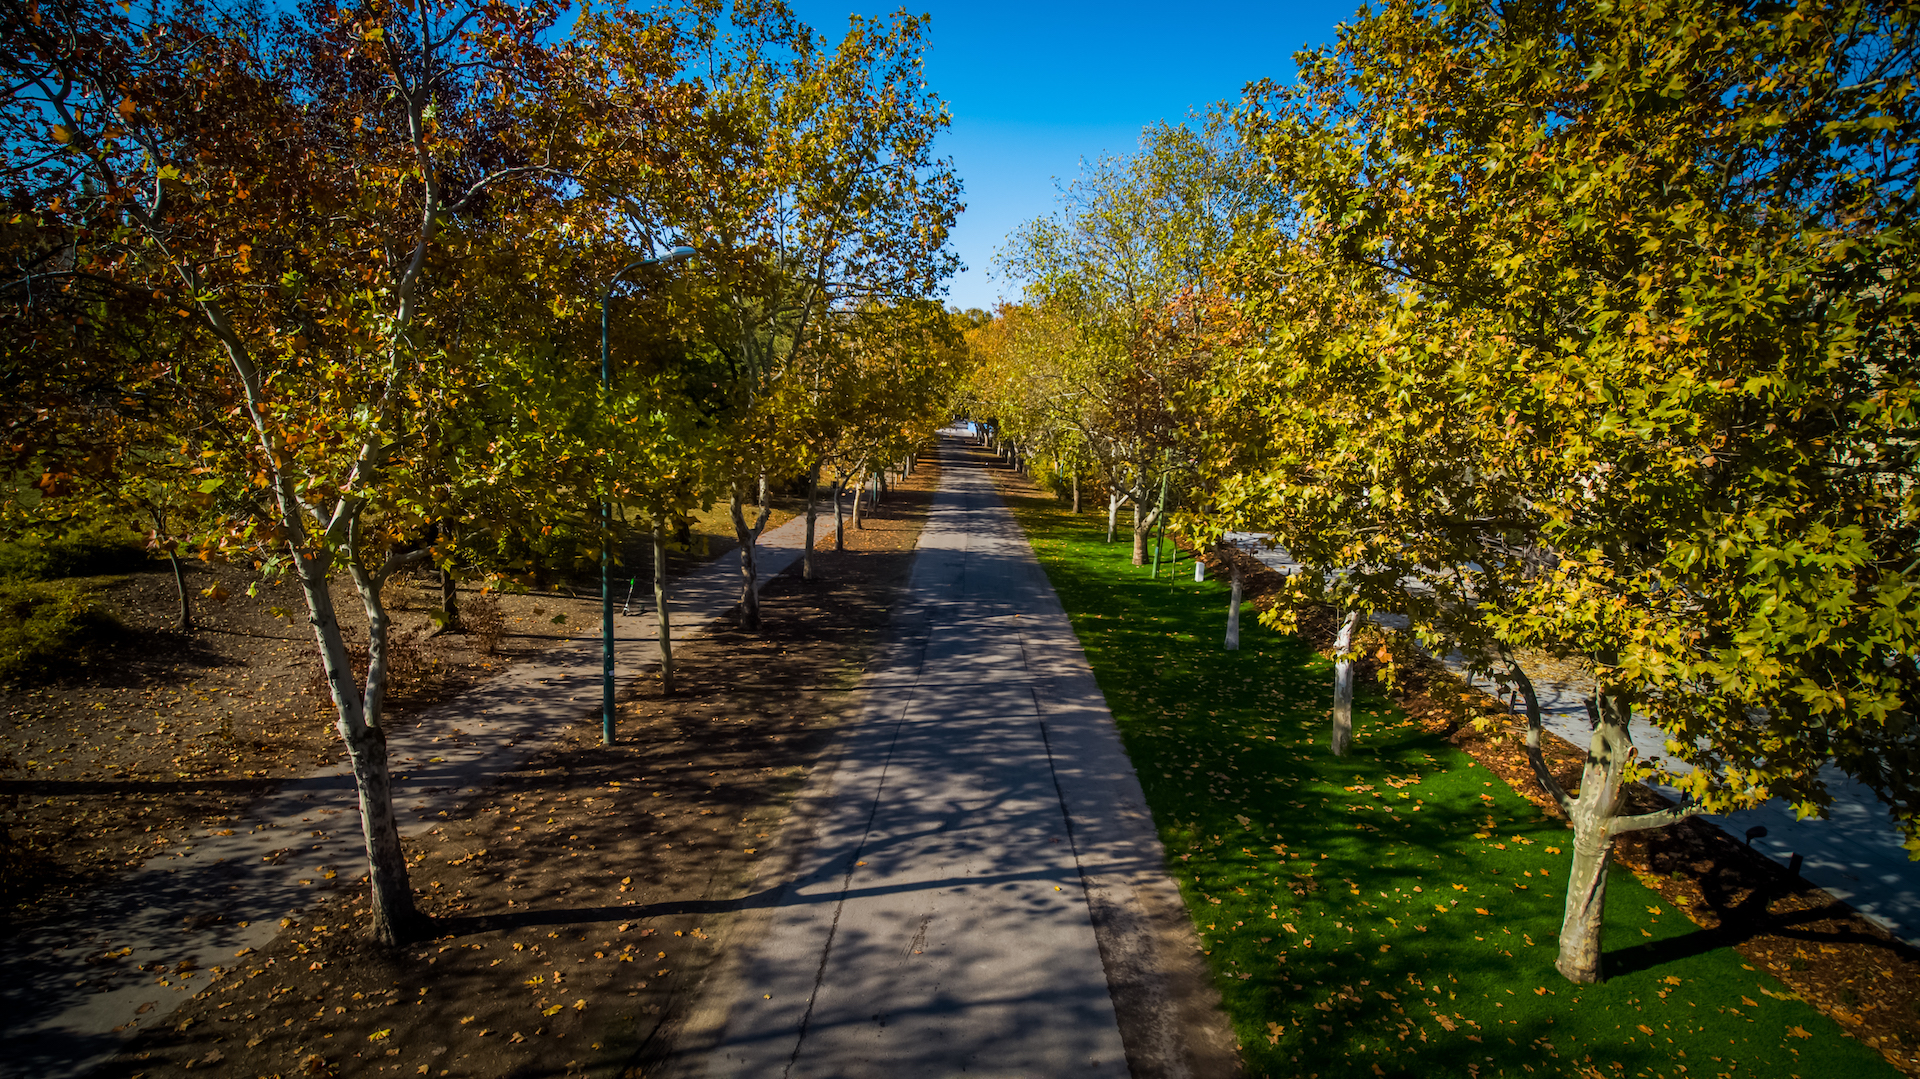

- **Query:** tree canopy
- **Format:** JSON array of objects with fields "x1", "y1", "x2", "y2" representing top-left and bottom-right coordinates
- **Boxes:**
[{"x1": 2, "y1": 0, "x2": 966, "y2": 943}]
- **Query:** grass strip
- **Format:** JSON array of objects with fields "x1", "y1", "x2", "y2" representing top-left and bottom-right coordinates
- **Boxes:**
[{"x1": 1009, "y1": 492, "x2": 1892, "y2": 1079}]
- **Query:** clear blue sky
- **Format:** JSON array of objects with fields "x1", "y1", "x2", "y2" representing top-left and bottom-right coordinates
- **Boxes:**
[{"x1": 789, "y1": 0, "x2": 1363, "y2": 312}]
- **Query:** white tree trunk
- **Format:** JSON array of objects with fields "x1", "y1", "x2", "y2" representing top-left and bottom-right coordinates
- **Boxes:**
[
  {"x1": 834, "y1": 479, "x2": 846, "y2": 550},
  {"x1": 1556, "y1": 689, "x2": 1633, "y2": 983},
  {"x1": 1331, "y1": 610, "x2": 1361, "y2": 757},
  {"x1": 1131, "y1": 503, "x2": 1159, "y2": 565},
  {"x1": 314, "y1": 534, "x2": 423, "y2": 946}
]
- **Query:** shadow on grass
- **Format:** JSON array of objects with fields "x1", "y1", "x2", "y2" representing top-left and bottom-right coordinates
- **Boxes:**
[{"x1": 1009, "y1": 495, "x2": 1897, "y2": 1079}]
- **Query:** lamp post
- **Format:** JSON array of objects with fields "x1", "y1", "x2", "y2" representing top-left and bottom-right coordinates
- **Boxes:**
[{"x1": 598, "y1": 244, "x2": 695, "y2": 746}]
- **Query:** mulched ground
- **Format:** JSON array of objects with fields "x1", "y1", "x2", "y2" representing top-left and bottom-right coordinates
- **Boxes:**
[
  {"x1": 1198, "y1": 532, "x2": 1920, "y2": 1076},
  {"x1": 0, "y1": 497, "x2": 824, "y2": 934},
  {"x1": 87, "y1": 459, "x2": 936, "y2": 1079}
]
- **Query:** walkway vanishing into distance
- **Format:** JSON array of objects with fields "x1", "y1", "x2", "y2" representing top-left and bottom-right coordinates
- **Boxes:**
[
  {"x1": 0, "y1": 516, "x2": 816, "y2": 1079},
  {"x1": 674, "y1": 432, "x2": 1229, "y2": 1079}
]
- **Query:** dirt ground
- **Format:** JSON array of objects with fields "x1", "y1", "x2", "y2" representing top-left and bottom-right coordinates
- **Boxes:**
[
  {"x1": 1191, "y1": 523, "x2": 1920, "y2": 1077},
  {"x1": 0, "y1": 496, "x2": 820, "y2": 932},
  {"x1": 78, "y1": 459, "x2": 935, "y2": 1079}
]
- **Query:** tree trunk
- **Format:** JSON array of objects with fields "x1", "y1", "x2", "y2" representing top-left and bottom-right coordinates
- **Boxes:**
[
  {"x1": 431, "y1": 518, "x2": 461, "y2": 634},
  {"x1": 1331, "y1": 610, "x2": 1361, "y2": 757},
  {"x1": 1224, "y1": 561, "x2": 1243, "y2": 651},
  {"x1": 298, "y1": 539, "x2": 423, "y2": 947},
  {"x1": 803, "y1": 460, "x2": 820, "y2": 582},
  {"x1": 729, "y1": 478, "x2": 772, "y2": 632},
  {"x1": 1150, "y1": 473, "x2": 1169, "y2": 575},
  {"x1": 834, "y1": 480, "x2": 846, "y2": 551},
  {"x1": 1107, "y1": 491, "x2": 1127, "y2": 543},
  {"x1": 166, "y1": 550, "x2": 193, "y2": 632},
  {"x1": 1131, "y1": 506, "x2": 1159, "y2": 566},
  {"x1": 851, "y1": 468, "x2": 868, "y2": 531},
  {"x1": 653, "y1": 521, "x2": 674, "y2": 696},
  {"x1": 1555, "y1": 688, "x2": 1635, "y2": 983},
  {"x1": 150, "y1": 509, "x2": 192, "y2": 632},
  {"x1": 1071, "y1": 473, "x2": 1081, "y2": 514},
  {"x1": 438, "y1": 566, "x2": 460, "y2": 633}
]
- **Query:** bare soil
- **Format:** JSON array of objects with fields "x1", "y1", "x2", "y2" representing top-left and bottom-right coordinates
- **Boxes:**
[
  {"x1": 80, "y1": 459, "x2": 936, "y2": 1079},
  {"x1": 0, "y1": 491, "x2": 830, "y2": 934}
]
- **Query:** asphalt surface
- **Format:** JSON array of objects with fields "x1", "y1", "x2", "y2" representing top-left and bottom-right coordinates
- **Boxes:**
[
  {"x1": 679, "y1": 434, "x2": 1228, "y2": 1079},
  {"x1": 0, "y1": 518, "x2": 815, "y2": 1079}
]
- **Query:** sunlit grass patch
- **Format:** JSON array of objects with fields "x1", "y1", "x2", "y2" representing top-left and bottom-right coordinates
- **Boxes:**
[{"x1": 1010, "y1": 494, "x2": 1890, "y2": 1079}]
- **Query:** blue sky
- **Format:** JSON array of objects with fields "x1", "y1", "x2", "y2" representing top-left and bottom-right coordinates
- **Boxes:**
[{"x1": 788, "y1": 0, "x2": 1363, "y2": 311}]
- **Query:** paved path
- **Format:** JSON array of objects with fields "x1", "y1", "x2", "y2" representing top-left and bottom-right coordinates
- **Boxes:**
[
  {"x1": 0, "y1": 517, "x2": 815, "y2": 1079},
  {"x1": 680, "y1": 435, "x2": 1225, "y2": 1079},
  {"x1": 1226, "y1": 533, "x2": 1920, "y2": 948}
]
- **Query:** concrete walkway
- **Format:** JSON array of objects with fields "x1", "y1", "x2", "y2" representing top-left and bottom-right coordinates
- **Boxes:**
[
  {"x1": 0, "y1": 516, "x2": 816, "y2": 1079},
  {"x1": 678, "y1": 434, "x2": 1227, "y2": 1079}
]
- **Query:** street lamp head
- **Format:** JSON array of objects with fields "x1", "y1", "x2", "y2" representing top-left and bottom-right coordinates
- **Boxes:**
[{"x1": 657, "y1": 245, "x2": 696, "y2": 266}]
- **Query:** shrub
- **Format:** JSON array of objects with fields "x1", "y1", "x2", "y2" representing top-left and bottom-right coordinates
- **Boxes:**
[
  {"x1": 0, "y1": 523, "x2": 150, "y2": 580},
  {"x1": 0, "y1": 578, "x2": 123, "y2": 681}
]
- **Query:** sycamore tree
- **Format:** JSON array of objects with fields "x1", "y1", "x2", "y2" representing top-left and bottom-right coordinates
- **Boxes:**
[
  {"x1": 0, "y1": 0, "x2": 700, "y2": 943},
  {"x1": 784, "y1": 300, "x2": 956, "y2": 565},
  {"x1": 1001, "y1": 114, "x2": 1271, "y2": 564},
  {"x1": 662, "y1": 0, "x2": 960, "y2": 629},
  {"x1": 1208, "y1": 0, "x2": 1919, "y2": 982},
  {"x1": 0, "y1": 209, "x2": 236, "y2": 630}
]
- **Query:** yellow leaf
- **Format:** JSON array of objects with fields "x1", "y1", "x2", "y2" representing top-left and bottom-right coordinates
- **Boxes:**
[
  {"x1": 1637, "y1": 1024, "x2": 1653, "y2": 1035},
  {"x1": 542, "y1": 1005, "x2": 563, "y2": 1016},
  {"x1": 369, "y1": 1029, "x2": 391, "y2": 1041},
  {"x1": 50, "y1": 125, "x2": 71, "y2": 143},
  {"x1": 1742, "y1": 996, "x2": 1759, "y2": 1008},
  {"x1": 1787, "y1": 1025, "x2": 1812, "y2": 1038},
  {"x1": 1474, "y1": 908, "x2": 1490, "y2": 916}
]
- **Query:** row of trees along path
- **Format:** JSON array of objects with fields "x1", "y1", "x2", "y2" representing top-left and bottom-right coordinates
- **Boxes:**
[
  {"x1": 963, "y1": 0, "x2": 1920, "y2": 986},
  {"x1": 4, "y1": 0, "x2": 966, "y2": 990}
]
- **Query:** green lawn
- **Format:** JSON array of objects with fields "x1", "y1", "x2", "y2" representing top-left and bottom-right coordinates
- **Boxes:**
[{"x1": 1011, "y1": 495, "x2": 1891, "y2": 1079}]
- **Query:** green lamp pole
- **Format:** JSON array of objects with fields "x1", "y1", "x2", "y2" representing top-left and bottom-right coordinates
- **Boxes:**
[{"x1": 597, "y1": 244, "x2": 695, "y2": 745}]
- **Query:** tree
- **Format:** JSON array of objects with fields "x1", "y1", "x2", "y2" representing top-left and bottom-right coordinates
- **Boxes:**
[
  {"x1": 1207, "y1": 0, "x2": 1920, "y2": 982},
  {"x1": 651, "y1": 1, "x2": 960, "y2": 630},
  {"x1": 999, "y1": 114, "x2": 1271, "y2": 564},
  {"x1": 1, "y1": 0, "x2": 699, "y2": 943}
]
